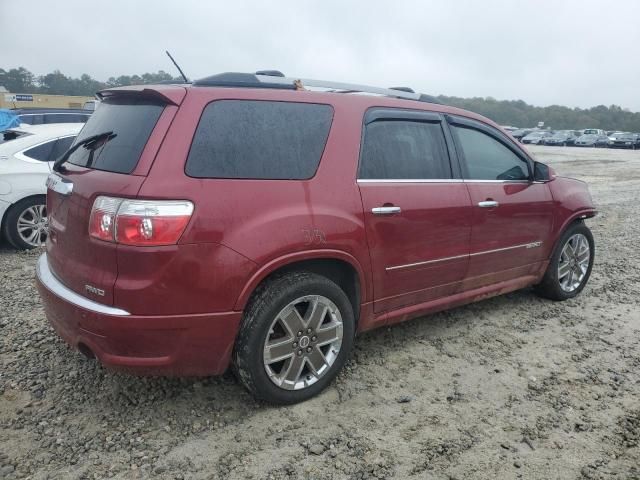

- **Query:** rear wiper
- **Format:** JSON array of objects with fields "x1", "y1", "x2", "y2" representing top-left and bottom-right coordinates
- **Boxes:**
[{"x1": 52, "y1": 131, "x2": 116, "y2": 172}]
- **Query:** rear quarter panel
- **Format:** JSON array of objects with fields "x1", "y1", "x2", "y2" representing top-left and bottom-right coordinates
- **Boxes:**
[{"x1": 136, "y1": 88, "x2": 374, "y2": 311}]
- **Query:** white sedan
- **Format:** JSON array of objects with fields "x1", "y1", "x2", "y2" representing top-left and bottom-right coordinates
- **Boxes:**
[{"x1": 0, "y1": 123, "x2": 82, "y2": 249}]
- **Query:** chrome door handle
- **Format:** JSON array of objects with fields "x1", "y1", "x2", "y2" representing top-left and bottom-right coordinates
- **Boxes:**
[
  {"x1": 478, "y1": 200, "x2": 499, "y2": 208},
  {"x1": 372, "y1": 206, "x2": 401, "y2": 215}
]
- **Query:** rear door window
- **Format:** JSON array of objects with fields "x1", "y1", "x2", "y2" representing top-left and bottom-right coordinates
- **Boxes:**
[
  {"x1": 185, "y1": 100, "x2": 333, "y2": 179},
  {"x1": 23, "y1": 140, "x2": 56, "y2": 161},
  {"x1": 66, "y1": 97, "x2": 164, "y2": 174},
  {"x1": 50, "y1": 136, "x2": 76, "y2": 161},
  {"x1": 359, "y1": 120, "x2": 451, "y2": 179}
]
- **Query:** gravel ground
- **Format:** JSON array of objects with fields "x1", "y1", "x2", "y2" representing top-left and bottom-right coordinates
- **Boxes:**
[{"x1": 1, "y1": 145, "x2": 639, "y2": 480}]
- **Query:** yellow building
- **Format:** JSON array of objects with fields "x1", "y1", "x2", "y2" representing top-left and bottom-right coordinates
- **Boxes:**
[{"x1": 0, "y1": 91, "x2": 95, "y2": 109}]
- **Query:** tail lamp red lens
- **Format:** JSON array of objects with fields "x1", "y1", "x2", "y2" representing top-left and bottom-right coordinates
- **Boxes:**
[{"x1": 89, "y1": 196, "x2": 194, "y2": 246}]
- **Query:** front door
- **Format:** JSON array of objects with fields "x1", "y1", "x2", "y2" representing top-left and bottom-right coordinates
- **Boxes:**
[
  {"x1": 357, "y1": 109, "x2": 472, "y2": 313},
  {"x1": 447, "y1": 116, "x2": 554, "y2": 289}
]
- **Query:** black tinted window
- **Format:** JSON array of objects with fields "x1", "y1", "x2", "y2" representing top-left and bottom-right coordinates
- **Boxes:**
[
  {"x1": 186, "y1": 100, "x2": 333, "y2": 179},
  {"x1": 359, "y1": 120, "x2": 451, "y2": 179},
  {"x1": 67, "y1": 98, "x2": 164, "y2": 174},
  {"x1": 23, "y1": 140, "x2": 55, "y2": 161},
  {"x1": 453, "y1": 126, "x2": 529, "y2": 180},
  {"x1": 50, "y1": 136, "x2": 76, "y2": 161}
]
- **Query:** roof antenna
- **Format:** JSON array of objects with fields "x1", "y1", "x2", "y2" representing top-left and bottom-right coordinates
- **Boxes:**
[{"x1": 165, "y1": 50, "x2": 188, "y2": 83}]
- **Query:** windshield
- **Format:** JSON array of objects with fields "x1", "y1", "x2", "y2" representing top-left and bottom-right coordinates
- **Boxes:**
[
  {"x1": 67, "y1": 97, "x2": 164, "y2": 174},
  {"x1": 583, "y1": 129, "x2": 599, "y2": 135},
  {"x1": 551, "y1": 132, "x2": 569, "y2": 139},
  {"x1": 527, "y1": 132, "x2": 545, "y2": 137}
]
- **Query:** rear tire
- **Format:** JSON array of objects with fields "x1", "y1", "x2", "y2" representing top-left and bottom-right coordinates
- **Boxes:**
[
  {"x1": 2, "y1": 196, "x2": 48, "y2": 250},
  {"x1": 535, "y1": 222, "x2": 594, "y2": 301},
  {"x1": 234, "y1": 272, "x2": 355, "y2": 404}
]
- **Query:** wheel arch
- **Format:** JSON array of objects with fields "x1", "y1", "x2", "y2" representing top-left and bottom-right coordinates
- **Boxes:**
[
  {"x1": 549, "y1": 209, "x2": 595, "y2": 257},
  {"x1": 0, "y1": 193, "x2": 47, "y2": 236},
  {"x1": 234, "y1": 250, "x2": 368, "y2": 322}
]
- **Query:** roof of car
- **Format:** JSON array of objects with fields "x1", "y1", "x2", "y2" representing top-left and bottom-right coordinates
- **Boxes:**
[
  {"x1": 12, "y1": 123, "x2": 84, "y2": 136},
  {"x1": 99, "y1": 79, "x2": 508, "y2": 134}
]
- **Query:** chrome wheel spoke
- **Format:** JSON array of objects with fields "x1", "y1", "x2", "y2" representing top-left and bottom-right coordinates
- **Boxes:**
[
  {"x1": 558, "y1": 262, "x2": 571, "y2": 280},
  {"x1": 264, "y1": 337, "x2": 294, "y2": 364},
  {"x1": 306, "y1": 296, "x2": 329, "y2": 331},
  {"x1": 282, "y1": 355, "x2": 305, "y2": 384},
  {"x1": 315, "y1": 323, "x2": 341, "y2": 346},
  {"x1": 306, "y1": 347, "x2": 328, "y2": 375},
  {"x1": 279, "y1": 307, "x2": 305, "y2": 337}
]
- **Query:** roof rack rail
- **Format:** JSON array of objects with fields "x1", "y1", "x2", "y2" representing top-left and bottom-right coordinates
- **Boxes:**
[{"x1": 193, "y1": 72, "x2": 441, "y2": 104}]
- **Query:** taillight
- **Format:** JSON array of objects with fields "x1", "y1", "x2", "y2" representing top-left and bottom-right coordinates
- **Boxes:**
[{"x1": 89, "y1": 196, "x2": 194, "y2": 246}]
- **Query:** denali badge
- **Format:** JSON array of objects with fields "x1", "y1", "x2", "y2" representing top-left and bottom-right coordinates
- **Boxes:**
[{"x1": 85, "y1": 284, "x2": 105, "y2": 297}]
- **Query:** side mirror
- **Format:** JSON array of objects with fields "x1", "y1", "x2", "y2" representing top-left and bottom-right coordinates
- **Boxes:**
[{"x1": 533, "y1": 161, "x2": 556, "y2": 182}]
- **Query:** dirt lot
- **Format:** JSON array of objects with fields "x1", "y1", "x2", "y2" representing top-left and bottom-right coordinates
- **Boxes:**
[{"x1": 1, "y1": 145, "x2": 639, "y2": 480}]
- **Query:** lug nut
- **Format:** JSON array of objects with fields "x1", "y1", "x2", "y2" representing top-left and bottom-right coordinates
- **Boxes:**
[
  {"x1": 292, "y1": 342, "x2": 298, "y2": 348},
  {"x1": 297, "y1": 331, "x2": 302, "y2": 337},
  {"x1": 307, "y1": 328, "x2": 312, "y2": 333},
  {"x1": 297, "y1": 350, "x2": 303, "y2": 356},
  {"x1": 311, "y1": 336, "x2": 317, "y2": 342},
  {"x1": 306, "y1": 347, "x2": 312, "y2": 353}
]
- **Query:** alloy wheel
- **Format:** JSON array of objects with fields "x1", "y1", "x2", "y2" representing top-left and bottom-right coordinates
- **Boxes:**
[
  {"x1": 558, "y1": 233, "x2": 590, "y2": 292},
  {"x1": 263, "y1": 295, "x2": 343, "y2": 391},
  {"x1": 17, "y1": 204, "x2": 48, "y2": 247}
]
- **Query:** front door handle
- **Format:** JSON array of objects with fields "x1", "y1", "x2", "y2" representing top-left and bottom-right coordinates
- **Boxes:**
[
  {"x1": 478, "y1": 200, "x2": 499, "y2": 208},
  {"x1": 372, "y1": 206, "x2": 401, "y2": 215}
]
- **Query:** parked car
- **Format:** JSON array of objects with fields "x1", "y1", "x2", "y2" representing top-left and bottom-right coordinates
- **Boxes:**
[
  {"x1": 582, "y1": 129, "x2": 606, "y2": 136},
  {"x1": 35, "y1": 72, "x2": 597, "y2": 404},
  {"x1": 12, "y1": 108, "x2": 92, "y2": 126},
  {"x1": 521, "y1": 130, "x2": 553, "y2": 144},
  {"x1": 574, "y1": 133, "x2": 610, "y2": 147},
  {"x1": 0, "y1": 123, "x2": 81, "y2": 249},
  {"x1": 608, "y1": 132, "x2": 640, "y2": 149},
  {"x1": 511, "y1": 128, "x2": 534, "y2": 142},
  {"x1": 543, "y1": 130, "x2": 578, "y2": 146}
]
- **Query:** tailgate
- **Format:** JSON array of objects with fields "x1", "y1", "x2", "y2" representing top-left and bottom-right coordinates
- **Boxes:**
[{"x1": 44, "y1": 90, "x2": 182, "y2": 306}]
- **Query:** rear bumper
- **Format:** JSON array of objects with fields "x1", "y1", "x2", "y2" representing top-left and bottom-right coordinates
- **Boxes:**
[{"x1": 35, "y1": 254, "x2": 242, "y2": 376}]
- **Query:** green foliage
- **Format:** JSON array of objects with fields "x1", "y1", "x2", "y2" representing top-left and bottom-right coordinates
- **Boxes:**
[
  {"x1": 438, "y1": 95, "x2": 640, "y2": 132},
  {"x1": 0, "y1": 67, "x2": 182, "y2": 97},
  {"x1": 2, "y1": 66, "x2": 639, "y2": 131}
]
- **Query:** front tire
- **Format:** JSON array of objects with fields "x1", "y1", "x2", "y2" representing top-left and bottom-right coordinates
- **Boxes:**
[
  {"x1": 535, "y1": 222, "x2": 594, "y2": 301},
  {"x1": 234, "y1": 272, "x2": 355, "y2": 404},
  {"x1": 2, "y1": 196, "x2": 48, "y2": 250}
]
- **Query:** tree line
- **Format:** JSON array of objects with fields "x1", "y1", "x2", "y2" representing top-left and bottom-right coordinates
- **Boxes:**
[{"x1": 2, "y1": 66, "x2": 640, "y2": 131}]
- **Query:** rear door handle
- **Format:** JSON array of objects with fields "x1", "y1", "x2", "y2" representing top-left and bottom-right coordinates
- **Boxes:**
[
  {"x1": 478, "y1": 200, "x2": 499, "y2": 208},
  {"x1": 372, "y1": 206, "x2": 401, "y2": 215}
]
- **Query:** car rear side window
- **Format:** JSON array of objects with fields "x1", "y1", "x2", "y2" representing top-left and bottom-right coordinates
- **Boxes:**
[
  {"x1": 66, "y1": 97, "x2": 164, "y2": 174},
  {"x1": 185, "y1": 100, "x2": 333, "y2": 179},
  {"x1": 23, "y1": 139, "x2": 56, "y2": 161},
  {"x1": 50, "y1": 136, "x2": 76, "y2": 161},
  {"x1": 359, "y1": 120, "x2": 451, "y2": 179},
  {"x1": 452, "y1": 125, "x2": 529, "y2": 181}
]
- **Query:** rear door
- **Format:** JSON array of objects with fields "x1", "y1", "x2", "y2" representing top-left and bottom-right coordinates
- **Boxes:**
[
  {"x1": 46, "y1": 95, "x2": 174, "y2": 305},
  {"x1": 357, "y1": 109, "x2": 472, "y2": 313},
  {"x1": 447, "y1": 115, "x2": 554, "y2": 289}
]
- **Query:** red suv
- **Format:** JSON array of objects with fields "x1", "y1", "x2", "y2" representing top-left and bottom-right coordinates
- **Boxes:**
[{"x1": 36, "y1": 72, "x2": 596, "y2": 404}]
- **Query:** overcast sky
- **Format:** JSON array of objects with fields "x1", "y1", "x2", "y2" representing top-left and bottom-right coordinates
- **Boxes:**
[{"x1": 2, "y1": 0, "x2": 639, "y2": 111}]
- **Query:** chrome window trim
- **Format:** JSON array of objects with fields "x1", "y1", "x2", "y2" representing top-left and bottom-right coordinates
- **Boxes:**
[
  {"x1": 386, "y1": 241, "x2": 543, "y2": 272},
  {"x1": 357, "y1": 178, "x2": 531, "y2": 184},
  {"x1": 15, "y1": 134, "x2": 77, "y2": 164},
  {"x1": 357, "y1": 179, "x2": 462, "y2": 183},
  {"x1": 36, "y1": 254, "x2": 130, "y2": 316}
]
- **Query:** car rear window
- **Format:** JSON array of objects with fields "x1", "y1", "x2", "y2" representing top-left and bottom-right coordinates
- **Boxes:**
[
  {"x1": 66, "y1": 97, "x2": 164, "y2": 174},
  {"x1": 185, "y1": 100, "x2": 333, "y2": 179}
]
